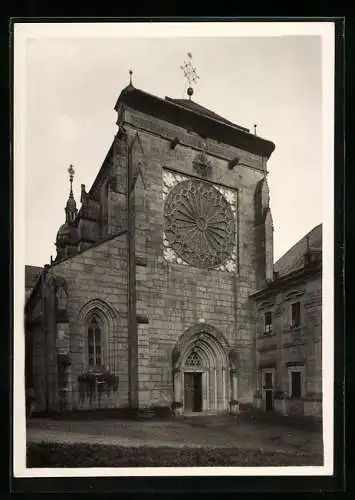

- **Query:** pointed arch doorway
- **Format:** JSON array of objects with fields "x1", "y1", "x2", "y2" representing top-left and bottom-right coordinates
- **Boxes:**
[
  {"x1": 172, "y1": 324, "x2": 238, "y2": 415},
  {"x1": 184, "y1": 351, "x2": 203, "y2": 412}
]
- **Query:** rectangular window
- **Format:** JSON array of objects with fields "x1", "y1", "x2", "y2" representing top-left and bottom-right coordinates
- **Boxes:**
[
  {"x1": 290, "y1": 302, "x2": 301, "y2": 329},
  {"x1": 291, "y1": 371, "x2": 302, "y2": 398},
  {"x1": 264, "y1": 311, "x2": 273, "y2": 335}
]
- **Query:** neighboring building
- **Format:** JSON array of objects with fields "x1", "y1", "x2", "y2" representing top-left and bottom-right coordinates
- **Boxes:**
[
  {"x1": 24, "y1": 265, "x2": 42, "y2": 399},
  {"x1": 251, "y1": 224, "x2": 322, "y2": 418},
  {"x1": 25, "y1": 81, "x2": 322, "y2": 418},
  {"x1": 25, "y1": 266, "x2": 42, "y2": 302}
]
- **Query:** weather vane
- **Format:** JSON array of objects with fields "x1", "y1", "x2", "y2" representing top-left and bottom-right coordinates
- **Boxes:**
[{"x1": 180, "y1": 52, "x2": 200, "y2": 100}]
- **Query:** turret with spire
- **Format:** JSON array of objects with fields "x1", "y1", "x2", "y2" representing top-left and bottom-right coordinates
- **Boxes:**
[
  {"x1": 55, "y1": 165, "x2": 79, "y2": 261},
  {"x1": 65, "y1": 164, "x2": 78, "y2": 223}
]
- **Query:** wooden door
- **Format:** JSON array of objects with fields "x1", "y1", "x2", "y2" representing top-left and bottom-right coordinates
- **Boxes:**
[{"x1": 193, "y1": 373, "x2": 202, "y2": 412}]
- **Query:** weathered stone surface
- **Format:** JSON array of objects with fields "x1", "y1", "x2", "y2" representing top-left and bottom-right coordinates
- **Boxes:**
[{"x1": 29, "y1": 234, "x2": 128, "y2": 411}]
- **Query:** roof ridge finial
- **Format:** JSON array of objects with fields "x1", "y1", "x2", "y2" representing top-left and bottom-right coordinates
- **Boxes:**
[
  {"x1": 129, "y1": 69, "x2": 133, "y2": 86},
  {"x1": 180, "y1": 52, "x2": 200, "y2": 101}
]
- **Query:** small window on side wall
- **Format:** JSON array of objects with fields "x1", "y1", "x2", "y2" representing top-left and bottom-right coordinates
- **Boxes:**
[
  {"x1": 290, "y1": 301, "x2": 301, "y2": 329},
  {"x1": 288, "y1": 366, "x2": 305, "y2": 399},
  {"x1": 264, "y1": 311, "x2": 273, "y2": 335},
  {"x1": 291, "y1": 371, "x2": 302, "y2": 398}
]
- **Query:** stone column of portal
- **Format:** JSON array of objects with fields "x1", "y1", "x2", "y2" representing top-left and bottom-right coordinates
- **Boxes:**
[
  {"x1": 202, "y1": 371, "x2": 208, "y2": 412},
  {"x1": 224, "y1": 368, "x2": 229, "y2": 411},
  {"x1": 173, "y1": 370, "x2": 183, "y2": 416},
  {"x1": 230, "y1": 369, "x2": 239, "y2": 414},
  {"x1": 67, "y1": 365, "x2": 72, "y2": 411},
  {"x1": 219, "y1": 368, "x2": 226, "y2": 412},
  {"x1": 208, "y1": 369, "x2": 213, "y2": 413},
  {"x1": 216, "y1": 368, "x2": 221, "y2": 412},
  {"x1": 222, "y1": 368, "x2": 226, "y2": 411}
]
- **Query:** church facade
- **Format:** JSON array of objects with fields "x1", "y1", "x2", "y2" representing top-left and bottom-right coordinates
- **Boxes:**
[{"x1": 25, "y1": 83, "x2": 322, "y2": 418}]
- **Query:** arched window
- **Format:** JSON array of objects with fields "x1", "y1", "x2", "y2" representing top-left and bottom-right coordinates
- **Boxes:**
[
  {"x1": 87, "y1": 315, "x2": 102, "y2": 367},
  {"x1": 79, "y1": 299, "x2": 119, "y2": 371}
]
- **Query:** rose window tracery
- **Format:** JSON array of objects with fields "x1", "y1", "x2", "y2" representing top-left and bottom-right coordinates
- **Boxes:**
[{"x1": 164, "y1": 179, "x2": 236, "y2": 269}]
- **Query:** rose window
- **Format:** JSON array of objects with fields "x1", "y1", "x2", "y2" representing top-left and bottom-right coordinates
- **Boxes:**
[{"x1": 164, "y1": 179, "x2": 236, "y2": 268}]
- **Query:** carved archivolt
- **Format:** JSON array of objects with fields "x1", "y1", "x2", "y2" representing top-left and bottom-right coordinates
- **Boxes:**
[{"x1": 163, "y1": 170, "x2": 238, "y2": 271}]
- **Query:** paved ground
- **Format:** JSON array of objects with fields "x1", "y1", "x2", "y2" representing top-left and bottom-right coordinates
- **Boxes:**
[{"x1": 27, "y1": 415, "x2": 323, "y2": 457}]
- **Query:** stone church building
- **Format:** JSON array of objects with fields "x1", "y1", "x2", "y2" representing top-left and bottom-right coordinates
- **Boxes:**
[{"x1": 25, "y1": 81, "x2": 322, "y2": 418}]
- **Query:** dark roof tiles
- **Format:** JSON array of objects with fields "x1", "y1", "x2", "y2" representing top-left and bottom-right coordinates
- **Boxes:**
[
  {"x1": 274, "y1": 224, "x2": 322, "y2": 277},
  {"x1": 25, "y1": 265, "x2": 43, "y2": 289},
  {"x1": 164, "y1": 97, "x2": 249, "y2": 132},
  {"x1": 115, "y1": 84, "x2": 275, "y2": 159}
]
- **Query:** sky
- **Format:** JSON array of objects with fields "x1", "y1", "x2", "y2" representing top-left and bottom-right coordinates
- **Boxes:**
[{"x1": 19, "y1": 24, "x2": 327, "y2": 267}]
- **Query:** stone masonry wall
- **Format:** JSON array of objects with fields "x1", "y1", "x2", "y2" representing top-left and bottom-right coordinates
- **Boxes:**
[
  {"x1": 32, "y1": 323, "x2": 47, "y2": 411},
  {"x1": 31, "y1": 287, "x2": 58, "y2": 412},
  {"x1": 32, "y1": 233, "x2": 129, "y2": 411},
  {"x1": 30, "y1": 103, "x2": 275, "y2": 413},
  {"x1": 122, "y1": 107, "x2": 270, "y2": 408},
  {"x1": 255, "y1": 272, "x2": 322, "y2": 416}
]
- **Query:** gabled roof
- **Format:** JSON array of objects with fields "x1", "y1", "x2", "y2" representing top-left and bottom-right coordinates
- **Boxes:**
[
  {"x1": 251, "y1": 224, "x2": 322, "y2": 299},
  {"x1": 164, "y1": 97, "x2": 250, "y2": 132},
  {"x1": 115, "y1": 84, "x2": 275, "y2": 159},
  {"x1": 25, "y1": 265, "x2": 42, "y2": 289},
  {"x1": 274, "y1": 224, "x2": 322, "y2": 277},
  {"x1": 25, "y1": 265, "x2": 43, "y2": 302},
  {"x1": 251, "y1": 258, "x2": 322, "y2": 299}
]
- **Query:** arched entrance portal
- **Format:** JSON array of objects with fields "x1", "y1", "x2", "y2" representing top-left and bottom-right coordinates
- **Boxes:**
[{"x1": 172, "y1": 324, "x2": 238, "y2": 415}]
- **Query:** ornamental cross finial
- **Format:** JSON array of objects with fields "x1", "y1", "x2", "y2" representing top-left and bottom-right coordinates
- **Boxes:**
[
  {"x1": 68, "y1": 164, "x2": 75, "y2": 182},
  {"x1": 180, "y1": 52, "x2": 200, "y2": 100},
  {"x1": 68, "y1": 164, "x2": 75, "y2": 196}
]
